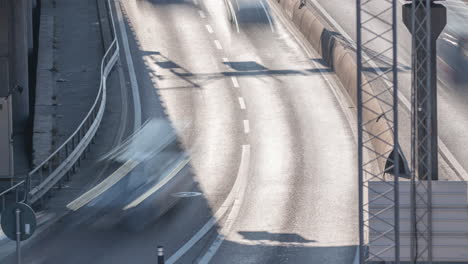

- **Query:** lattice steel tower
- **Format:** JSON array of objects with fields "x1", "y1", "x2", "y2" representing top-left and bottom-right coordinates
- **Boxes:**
[
  {"x1": 356, "y1": 0, "x2": 401, "y2": 262},
  {"x1": 402, "y1": 0, "x2": 446, "y2": 262}
]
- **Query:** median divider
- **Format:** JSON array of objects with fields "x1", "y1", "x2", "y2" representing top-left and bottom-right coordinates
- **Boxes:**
[{"x1": 271, "y1": 0, "x2": 394, "y2": 171}]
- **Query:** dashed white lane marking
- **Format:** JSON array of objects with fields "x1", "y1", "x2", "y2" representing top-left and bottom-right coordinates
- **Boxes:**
[
  {"x1": 238, "y1": 97, "x2": 246, "y2": 110},
  {"x1": 198, "y1": 10, "x2": 206, "y2": 18},
  {"x1": 243, "y1": 120, "x2": 250, "y2": 134},
  {"x1": 231, "y1": 76, "x2": 239, "y2": 88},
  {"x1": 166, "y1": 145, "x2": 251, "y2": 264},
  {"x1": 214, "y1": 39, "x2": 223, "y2": 50},
  {"x1": 205, "y1": 24, "x2": 214, "y2": 34}
]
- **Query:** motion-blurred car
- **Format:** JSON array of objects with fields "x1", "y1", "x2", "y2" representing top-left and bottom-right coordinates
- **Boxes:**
[
  {"x1": 454, "y1": 36, "x2": 468, "y2": 84},
  {"x1": 439, "y1": 29, "x2": 468, "y2": 85},
  {"x1": 224, "y1": 0, "x2": 273, "y2": 25}
]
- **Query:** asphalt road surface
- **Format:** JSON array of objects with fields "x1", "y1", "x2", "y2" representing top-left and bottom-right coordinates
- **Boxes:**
[{"x1": 3, "y1": 0, "x2": 358, "y2": 263}]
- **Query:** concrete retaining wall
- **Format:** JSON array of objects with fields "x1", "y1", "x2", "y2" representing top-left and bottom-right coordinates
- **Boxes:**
[
  {"x1": 272, "y1": 0, "x2": 394, "y2": 171},
  {"x1": 32, "y1": 1, "x2": 55, "y2": 167}
]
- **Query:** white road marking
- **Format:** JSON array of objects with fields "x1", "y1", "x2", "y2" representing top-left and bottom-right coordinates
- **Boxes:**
[
  {"x1": 214, "y1": 39, "x2": 223, "y2": 50},
  {"x1": 205, "y1": 24, "x2": 214, "y2": 34},
  {"x1": 260, "y1": 0, "x2": 275, "y2": 32},
  {"x1": 67, "y1": 159, "x2": 140, "y2": 211},
  {"x1": 238, "y1": 97, "x2": 246, "y2": 110},
  {"x1": 166, "y1": 145, "x2": 251, "y2": 264},
  {"x1": 222, "y1": 57, "x2": 229, "y2": 63},
  {"x1": 123, "y1": 155, "x2": 190, "y2": 210},
  {"x1": 68, "y1": 130, "x2": 177, "y2": 211},
  {"x1": 114, "y1": 0, "x2": 142, "y2": 131},
  {"x1": 197, "y1": 145, "x2": 250, "y2": 263},
  {"x1": 243, "y1": 120, "x2": 250, "y2": 134},
  {"x1": 198, "y1": 10, "x2": 206, "y2": 18},
  {"x1": 231, "y1": 76, "x2": 239, "y2": 88},
  {"x1": 226, "y1": 0, "x2": 240, "y2": 33}
]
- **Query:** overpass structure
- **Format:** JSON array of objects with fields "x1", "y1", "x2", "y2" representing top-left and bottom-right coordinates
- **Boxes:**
[{"x1": 0, "y1": 0, "x2": 36, "y2": 180}]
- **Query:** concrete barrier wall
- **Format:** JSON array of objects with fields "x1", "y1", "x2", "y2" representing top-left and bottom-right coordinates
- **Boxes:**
[{"x1": 272, "y1": 0, "x2": 394, "y2": 171}]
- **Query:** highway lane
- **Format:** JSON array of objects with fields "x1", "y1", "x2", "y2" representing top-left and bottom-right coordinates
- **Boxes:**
[
  {"x1": 2, "y1": 0, "x2": 244, "y2": 262},
  {"x1": 2, "y1": 0, "x2": 357, "y2": 263},
  {"x1": 199, "y1": 1, "x2": 357, "y2": 263},
  {"x1": 311, "y1": 0, "x2": 468, "y2": 179}
]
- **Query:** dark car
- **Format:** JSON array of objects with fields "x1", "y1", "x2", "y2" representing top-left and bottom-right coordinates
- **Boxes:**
[
  {"x1": 224, "y1": 0, "x2": 273, "y2": 26},
  {"x1": 449, "y1": 36, "x2": 468, "y2": 84}
]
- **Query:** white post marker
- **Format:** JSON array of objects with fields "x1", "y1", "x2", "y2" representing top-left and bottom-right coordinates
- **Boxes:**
[
  {"x1": 157, "y1": 246, "x2": 165, "y2": 264},
  {"x1": 15, "y1": 209, "x2": 21, "y2": 264}
]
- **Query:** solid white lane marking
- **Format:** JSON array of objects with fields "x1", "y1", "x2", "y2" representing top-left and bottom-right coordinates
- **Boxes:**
[
  {"x1": 197, "y1": 145, "x2": 250, "y2": 263},
  {"x1": 214, "y1": 40, "x2": 223, "y2": 50},
  {"x1": 238, "y1": 97, "x2": 246, "y2": 110},
  {"x1": 231, "y1": 76, "x2": 239, "y2": 88},
  {"x1": 114, "y1": 0, "x2": 142, "y2": 131},
  {"x1": 205, "y1": 24, "x2": 214, "y2": 34},
  {"x1": 260, "y1": 0, "x2": 275, "y2": 32},
  {"x1": 198, "y1": 10, "x2": 206, "y2": 18},
  {"x1": 243, "y1": 120, "x2": 250, "y2": 134},
  {"x1": 226, "y1": 0, "x2": 240, "y2": 33},
  {"x1": 67, "y1": 160, "x2": 140, "y2": 211},
  {"x1": 166, "y1": 145, "x2": 251, "y2": 264},
  {"x1": 123, "y1": 155, "x2": 190, "y2": 210}
]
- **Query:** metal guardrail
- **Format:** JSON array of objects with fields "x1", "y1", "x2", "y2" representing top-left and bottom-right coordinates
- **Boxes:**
[{"x1": 0, "y1": 0, "x2": 120, "y2": 211}]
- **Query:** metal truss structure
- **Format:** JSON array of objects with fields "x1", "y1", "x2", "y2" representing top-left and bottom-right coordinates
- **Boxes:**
[
  {"x1": 408, "y1": 0, "x2": 435, "y2": 262},
  {"x1": 356, "y1": 0, "x2": 400, "y2": 263}
]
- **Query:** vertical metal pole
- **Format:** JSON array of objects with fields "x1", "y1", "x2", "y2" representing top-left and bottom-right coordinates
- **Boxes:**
[
  {"x1": 356, "y1": 0, "x2": 364, "y2": 262},
  {"x1": 424, "y1": 1, "x2": 434, "y2": 261},
  {"x1": 15, "y1": 208, "x2": 21, "y2": 264},
  {"x1": 157, "y1": 246, "x2": 164, "y2": 264},
  {"x1": 392, "y1": 0, "x2": 400, "y2": 261}
]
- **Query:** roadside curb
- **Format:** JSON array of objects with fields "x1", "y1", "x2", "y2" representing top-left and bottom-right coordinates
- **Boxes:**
[
  {"x1": 271, "y1": 0, "x2": 394, "y2": 171},
  {"x1": 96, "y1": 0, "x2": 114, "y2": 50}
]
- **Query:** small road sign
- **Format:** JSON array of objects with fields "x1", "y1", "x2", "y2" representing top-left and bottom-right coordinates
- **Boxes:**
[{"x1": 1, "y1": 202, "x2": 37, "y2": 241}]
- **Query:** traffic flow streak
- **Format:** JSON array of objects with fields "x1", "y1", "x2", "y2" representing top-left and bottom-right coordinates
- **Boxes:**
[{"x1": 2, "y1": 0, "x2": 357, "y2": 263}]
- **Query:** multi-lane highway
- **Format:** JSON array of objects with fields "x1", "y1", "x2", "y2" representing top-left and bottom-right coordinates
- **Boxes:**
[{"x1": 1, "y1": 0, "x2": 359, "y2": 263}]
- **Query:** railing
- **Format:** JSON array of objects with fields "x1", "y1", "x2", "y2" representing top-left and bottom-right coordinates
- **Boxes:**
[{"x1": 0, "y1": 0, "x2": 120, "y2": 211}]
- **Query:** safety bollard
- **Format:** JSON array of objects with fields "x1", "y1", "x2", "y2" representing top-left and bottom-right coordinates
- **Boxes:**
[{"x1": 157, "y1": 246, "x2": 164, "y2": 264}]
